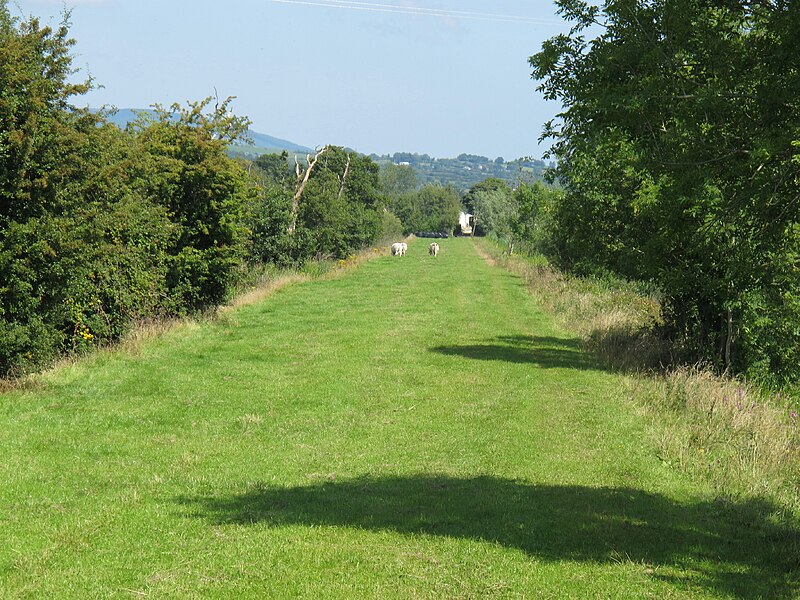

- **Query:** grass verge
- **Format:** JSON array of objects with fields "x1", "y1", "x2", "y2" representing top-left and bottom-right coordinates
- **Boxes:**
[
  {"x1": 476, "y1": 238, "x2": 800, "y2": 518},
  {"x1": 0, "y1": 247, "x2": 388, "y2": 394}
]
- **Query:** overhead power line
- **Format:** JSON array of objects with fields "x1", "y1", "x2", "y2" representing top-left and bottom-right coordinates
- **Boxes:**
[{"x1": 267, "y1": 0, "x2": 560, "y2": 25}]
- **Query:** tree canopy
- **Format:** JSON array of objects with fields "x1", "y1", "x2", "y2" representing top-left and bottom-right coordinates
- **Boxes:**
[{"x1": 530, "y1": 0, "x2": 800, "y2": 384}]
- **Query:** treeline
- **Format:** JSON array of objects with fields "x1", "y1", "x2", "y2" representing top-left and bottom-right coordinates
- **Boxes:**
[
  {"x1": 517, "y1": 0, "x2": 799, "y2": 386},
  {"x1": 376, "y1": 164, "x2": 459, "y2": 234},
  {"x1": 458, "y1": 178, "x2": 565, "y2": 258},
  {"x1": 0, "y1": 6, "x2": 409, "y2": 377},
  {"x1": 369, "y1": 152, "x2": 550, "y2": 191}
]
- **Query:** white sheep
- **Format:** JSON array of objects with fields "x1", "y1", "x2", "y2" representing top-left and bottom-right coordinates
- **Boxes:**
[
  {"x1": 391, "y1": 242, "x2": 403, "y2": 256},
  {"x1": 400, "y1": 242, "x2": 408, "y2": 256},
  {"x1": 429, "y1": 242, "x2": 439, "y2": 257}
]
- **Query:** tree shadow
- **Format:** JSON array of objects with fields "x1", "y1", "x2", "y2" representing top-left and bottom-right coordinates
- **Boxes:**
[
  {"x1": 177, "y1": 475, "x2": 800, "y2": 599},
  {"x1": 430, "y1": 335, "x2": 600, "y2": 370}
]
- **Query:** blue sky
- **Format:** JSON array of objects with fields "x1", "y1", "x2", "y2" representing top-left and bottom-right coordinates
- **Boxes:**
[{"x1": 12, "y1": 0, "x2": 570, "y2": 159}]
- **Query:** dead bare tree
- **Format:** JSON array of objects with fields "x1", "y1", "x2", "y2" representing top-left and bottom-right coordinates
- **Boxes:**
[
  {"x1": 289, "y1": 147, "x2": 327, "y2": 235},
  {"x1": 337, "y1": 154, "x2": 351, "y2": 200}
]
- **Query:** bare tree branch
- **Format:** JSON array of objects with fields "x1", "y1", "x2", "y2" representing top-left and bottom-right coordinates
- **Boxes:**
[
  {"x1": 288, "y1": 147, "x2": 327, "y2": 235},
  {"x1": 337, "y1": 154, "x2": 351, "y2": 200}
]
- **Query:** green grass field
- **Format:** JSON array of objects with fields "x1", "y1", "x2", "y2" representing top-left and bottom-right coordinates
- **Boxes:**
[{"x1": 1, "y1": 238, "x2": 797, "y2": 598}]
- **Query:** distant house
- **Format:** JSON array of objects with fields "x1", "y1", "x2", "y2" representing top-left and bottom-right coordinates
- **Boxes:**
[{"x1": 459, "y1": 212, "x2": 474, "y2": 235}]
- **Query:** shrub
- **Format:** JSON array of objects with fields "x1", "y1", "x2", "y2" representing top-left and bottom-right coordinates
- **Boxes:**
[
  {"x1": 376, "y1": 210, "x2": 404, "y2": 245},
  {"x1": 132, "y1": 99, "x2": 254, "y2": 313}
]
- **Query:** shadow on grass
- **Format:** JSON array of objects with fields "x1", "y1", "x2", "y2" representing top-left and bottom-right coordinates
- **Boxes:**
[
  {"x1": 178, "y1": 475, "x2": 799, "y2": 599},
  {"x1": 430, "y1": 335, "x2": 599, "y2": 370}
]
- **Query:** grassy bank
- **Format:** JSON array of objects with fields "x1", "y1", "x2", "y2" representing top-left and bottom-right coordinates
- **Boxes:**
[
  {"x1": 477, "y1": 239, "x2": 800, "y2": 517},
  {"x1": 1, "y1": 237, "x2": 797, "y2": 597}
]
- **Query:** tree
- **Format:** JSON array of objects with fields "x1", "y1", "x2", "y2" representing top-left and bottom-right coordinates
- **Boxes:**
[
  {"x1": 457, "y1": 153, "x2": 489, "y2": 164},
  {"x1": 292, "y1": 146, "x2": 383, "y2": 260},
  {"x1": 504, "y1": 181, "x2": 564, "y2": 257},
  {"x1": 380, "y1": 163, "x2": 419, "y2": 196},
  {"x1": 131, "y1": 97, "x2": 255, "y2": 312},
  {"x1": 289, "y1": 148, "x2": 327, "y2": 235},
  {"x1": 253, "y1": 151, "x2": 292, "y2": 187},
  {"x1": 531, "y1": 0, "x2": 800, "y2": 383},
  {"x1": 387, "y1": 191, "x2": 422, "y2": 234},
  {"x1": 463, "y1": 178, "x2": 510, "y2": 216},
  {"x1": 0, "y1": 4, "x2": 91, "y2": 224},
  {"x1": 470, "y1": 183, "x2": 514, "y2": 241},
  {"x1": 416, "y1": 184, "x2": 461, "y2": 234}
]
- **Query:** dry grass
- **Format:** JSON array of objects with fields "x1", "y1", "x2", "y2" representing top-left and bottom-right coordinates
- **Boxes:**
[
  {"x1": 115, "y1": 317, "x2": 198, "y2": 355},
  {"x1": 224, "y1": 272, "x2": 310, "y2": 311},
  {"x1": 636, "y1": 367, "x2": 800, "y2": 510},
  {"x1": 0, "y1": 374, "x2": 39, "y2": 394}
]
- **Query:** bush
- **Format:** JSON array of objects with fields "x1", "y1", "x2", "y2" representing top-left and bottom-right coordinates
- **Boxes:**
[
  {"x1": 132, "y1": 99, "x2": 254, "y2": 312},
  {"x1": 739, "y1": 289, "x2": 800, "y2": 388},
  {"x1": 377, "y1": 210, "x2": 404, "y2": 245},
  {"x1": 0, "y1": 4, "x2": 256, "y2": 375}
]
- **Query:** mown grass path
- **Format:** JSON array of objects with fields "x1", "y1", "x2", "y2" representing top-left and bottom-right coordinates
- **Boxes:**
[{"x1": 1, "y1": 238, "x2": 797, "y2": 598}]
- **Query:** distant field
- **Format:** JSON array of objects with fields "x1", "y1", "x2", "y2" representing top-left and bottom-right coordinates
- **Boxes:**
[{"x1": 1, "y1": 238, "x2": 797, "y2": 598}]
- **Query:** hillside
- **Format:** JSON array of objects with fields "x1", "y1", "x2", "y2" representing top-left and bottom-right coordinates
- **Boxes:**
[
  {"x1": 370, "y1": 151, "x2": 551, "y2": 191},
  {"x1": 99, "y1": 108, "x2": 314, "y2": 155}
]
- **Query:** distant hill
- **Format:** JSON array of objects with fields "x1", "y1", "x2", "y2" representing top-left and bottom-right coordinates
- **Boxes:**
[
  {"x1": 246, "y1": 131, "x2": 312, "y2": 154},
  {"x1": 370, "y1": 152, "x2": 552, "y2": 191},
  {"x1": 97, "y1": 108, "x2": 314, "y2": 155}
]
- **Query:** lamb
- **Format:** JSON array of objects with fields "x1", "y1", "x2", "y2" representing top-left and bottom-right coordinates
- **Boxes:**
[
  {"x1": 391, "y1": 242, "x2": 403, "y2": 256},
  {"x1": 429, "y1": 242, "x2": 439, "y2": 257},
  {"x1": 400, "y1": 242, "x2": 408, "y2": 256}
]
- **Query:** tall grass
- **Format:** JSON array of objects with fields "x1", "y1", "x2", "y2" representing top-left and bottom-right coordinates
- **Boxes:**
[
  {"x1": 477, "y1": 238, "x2": 800, "y2": 516},
  {"x1": 637, "y1": 368, "x2": 800, "y2": 512}
]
